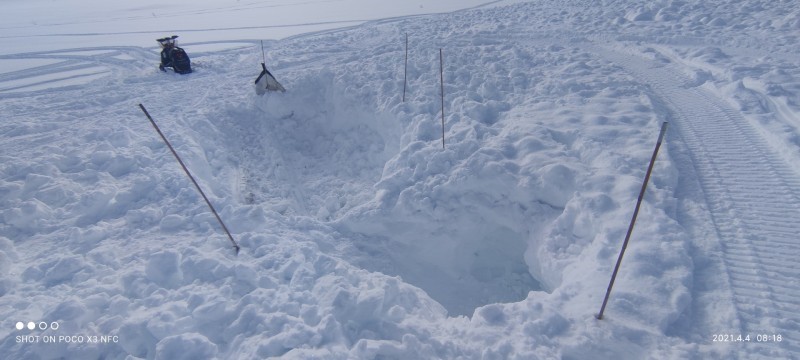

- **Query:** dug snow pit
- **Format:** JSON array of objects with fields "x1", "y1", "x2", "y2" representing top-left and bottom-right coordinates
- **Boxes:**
[{"x1": 341, "y1": 218, "x2": 542, "y2": 317}]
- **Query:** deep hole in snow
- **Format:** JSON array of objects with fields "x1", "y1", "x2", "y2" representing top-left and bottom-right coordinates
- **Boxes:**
[
  {"x1": 342, "y1": 220, "x2": 541, "y2": 317},
  {"x1": 229, "y1": 75, "x2": 541, "y2": 317},
  {"x1": 226, "y1": 75, "x2": 401, "y2": 221}
]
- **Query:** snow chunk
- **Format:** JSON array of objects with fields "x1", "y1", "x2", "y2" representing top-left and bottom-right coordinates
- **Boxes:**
[
  {"x1": 145, "y1": 251, "x2": 184, "y2": 288},
  {"x1": 155, "y1": 333, "x2": 218, "y2": 360},
  {"x1": 535, "y1": 163, "x2": 578, "y2": 208}
]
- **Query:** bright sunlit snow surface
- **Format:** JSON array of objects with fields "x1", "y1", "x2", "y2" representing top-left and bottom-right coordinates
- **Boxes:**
[{"x1": 2, "y1": 0, "x2": 800, "y2": 359}]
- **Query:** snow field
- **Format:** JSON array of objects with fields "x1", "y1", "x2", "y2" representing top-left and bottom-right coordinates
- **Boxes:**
[
  {"x1": 0, "y1": 0, "x2": 510, "y2": 56},
  {"x1": 2, "y1": 0, "x2": 800, "y2": 358},
  {"x1": 4, "y1": 13, "x2": 678, "y2": 358}
]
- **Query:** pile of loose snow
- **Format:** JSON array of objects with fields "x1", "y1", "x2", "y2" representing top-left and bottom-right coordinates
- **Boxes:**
[{"x1": 2, "y1": 0, "x2": 798, "y2": 359}]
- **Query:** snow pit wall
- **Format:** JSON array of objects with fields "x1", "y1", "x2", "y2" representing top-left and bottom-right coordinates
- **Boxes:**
[
  {"x1": 160, "y1": 39, "x2": 682, "y2": 321},
  {"x1": 146, "y1": 65, "x2": 670, "y2": 328},
  {"x1": 205, "y1": 68, "x2": 549, "y2": 317},
  {"x1": 339, "y1": 213, "x2": 545, "y2": 318}
]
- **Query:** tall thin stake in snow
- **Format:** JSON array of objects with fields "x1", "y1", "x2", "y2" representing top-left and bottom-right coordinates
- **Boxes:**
[
  {"x1": 440, "y1": 48, "x2": 445, "y2": 149},
  {"x1": 138, "y1": 104, "x2": 241, "y2": 255},
  {"x1": 596, "y1": 121, "x2": 668, "y2": 320},
  {"x1": 403, "y1": 33, "x2": 408, "y2": 102},
  {"x1": 260, "y1": 40, "x2": 266, "y2": 64}
]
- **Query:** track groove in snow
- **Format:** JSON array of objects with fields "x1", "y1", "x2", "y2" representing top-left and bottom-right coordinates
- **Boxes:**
[
  {"x1": 595, "y1": 43, "x2": 800, "y2": 357},
  {"x1": 0, "y1": 47, "x2": 157, "y2": 95}
]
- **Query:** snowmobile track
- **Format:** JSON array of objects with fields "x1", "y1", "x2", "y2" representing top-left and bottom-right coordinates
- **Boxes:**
[
  {"x1": 595, "y1": 44, "x2": 800, "y2": 357},
  {"x1": 0, "y1": 46, "x2": 157, "y2": 95}
]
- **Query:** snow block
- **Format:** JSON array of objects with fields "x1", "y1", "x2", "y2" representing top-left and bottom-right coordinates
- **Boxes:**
[
  {"x1": 3, "y1": 199, "x2": 53, "y2": 235},
  {"x1": 42, "y1": 256, "x2": 87, "y2": 286},
  {"x1": 118, "y1": 321, "x2": 159, "y2": 358},
  {"x1": 145, "y1": 251, "x2": 184, "y2": 288}
]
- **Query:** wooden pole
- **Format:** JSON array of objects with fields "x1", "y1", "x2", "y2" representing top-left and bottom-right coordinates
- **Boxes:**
[
  {"x1": 596, "y1": 121, "x2": 668, "y2": 320},
  {"x1": 260, "y1": 40, "x2": 266, "y2": 64},
  {"x1": 440, "y1": 48, "x2": 445, "y2": 149},
  {"x1": 138, "y1": 104, "x2": 241, "y2": 255},
  {"x1": 403, "y1": 33, "x2": 408, "y2": 102}
]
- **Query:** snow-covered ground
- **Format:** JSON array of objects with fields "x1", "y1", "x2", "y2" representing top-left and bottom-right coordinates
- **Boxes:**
[{"x1": 2, "y1": 0, "x2": 799, "y2": 359}]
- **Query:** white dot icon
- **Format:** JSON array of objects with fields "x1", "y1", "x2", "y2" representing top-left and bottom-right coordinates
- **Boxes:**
[
  {"x1": 15, "y1": 322, "x2": 24, "y2": 330},
  {"x1": 27, "y1": 322, "x2": 35, "y2": 330}
]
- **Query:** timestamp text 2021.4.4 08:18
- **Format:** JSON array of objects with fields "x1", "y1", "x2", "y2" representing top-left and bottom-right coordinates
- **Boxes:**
[{"x1": 712, "y1": 334, "x2": 783, "y2": 342}]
